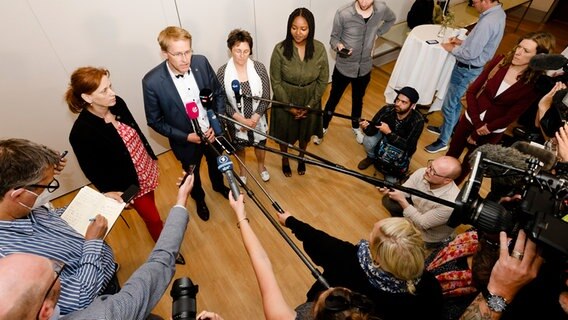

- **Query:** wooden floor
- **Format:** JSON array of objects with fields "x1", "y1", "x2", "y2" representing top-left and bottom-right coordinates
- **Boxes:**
[{"x1": 51, "y1": 17, "x2": 567, "y2": 319}]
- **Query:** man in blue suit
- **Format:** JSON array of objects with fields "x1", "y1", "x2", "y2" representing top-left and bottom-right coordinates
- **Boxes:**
[{"x1": 143, "y1": 26, "x2": 229, "y2": 221}]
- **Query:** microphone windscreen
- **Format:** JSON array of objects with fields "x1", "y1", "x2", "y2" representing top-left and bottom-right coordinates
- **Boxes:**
[
  {"x1": 185, "y1": 102, "x2": 199, "y2": 120},
  {"x1": 529, "y1": 54, "x2": 568, "y2": 71},
  {"x1": 511, "y1": 141, "x2": 557, "y2": 171},
  {"x1": 470, "y1": 144, "x2": 529, "y2": 187}
]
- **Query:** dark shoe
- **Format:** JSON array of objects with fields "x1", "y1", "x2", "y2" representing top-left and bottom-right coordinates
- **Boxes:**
[
  {"x1": 358, "y1": 157, "x2": 375, "y2": 170},
  {"x1": 424, "y1": 140, "x2": 448, "y2": 154},
  {"x1": 195, "y1": 200, "x2": 210, "y2": 221},
  {"x1": 282, "y1": 159, "x2": 292, "y2": 177},
  {"x1": 175, "y1": 253, "x2": 186, "y2": 265},
  {"x1": 298, "y1": 161, "x2": 306, "y2": 175},
  {"x1": 215, "y1": 187, "x2": 230, "y2": 199},
  {"x1": 426, "y1": 125, "x2": 441, "y2": 135}
]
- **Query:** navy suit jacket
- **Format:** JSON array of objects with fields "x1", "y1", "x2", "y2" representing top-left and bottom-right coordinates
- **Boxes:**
[{"x1": 142, "y1": 56, "x2": 225, "y2": 165}]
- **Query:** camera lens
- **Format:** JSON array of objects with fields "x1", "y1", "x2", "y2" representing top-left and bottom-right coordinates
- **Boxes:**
[
  {"x1": 171, "y1": 277, "x2": 198, "y2": 320},
  {"x1": 472, "y1": 200, "x2": 514, "y2": 234}
]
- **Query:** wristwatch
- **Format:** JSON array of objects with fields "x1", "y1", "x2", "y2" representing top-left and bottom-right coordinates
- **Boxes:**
[{"x1": 483, "y1": 288, "x2": 508, "y2": 313}]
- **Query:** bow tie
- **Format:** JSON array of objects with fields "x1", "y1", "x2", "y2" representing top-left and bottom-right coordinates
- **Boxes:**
[{"x1": 175, "y1": 71, "x2": 191, "y2": 79}]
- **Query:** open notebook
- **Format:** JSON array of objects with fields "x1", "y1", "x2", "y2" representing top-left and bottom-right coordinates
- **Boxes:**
[{"x1": 61, "y1": 186, "x2": 126, "y2": 238}]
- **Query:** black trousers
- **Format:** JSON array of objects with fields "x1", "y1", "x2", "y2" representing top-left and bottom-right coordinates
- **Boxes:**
[
  {"x1": 322, "y1": 67, "x2": 371, "y2": 129},
  {"x1": 181, "y1": 141, "x2": 227, "y2": 201}
]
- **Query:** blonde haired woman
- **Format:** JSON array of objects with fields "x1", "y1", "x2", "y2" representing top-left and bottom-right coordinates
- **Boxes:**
[{"x1": 277, "y1": 214, "x2": 443, "y2": 320}]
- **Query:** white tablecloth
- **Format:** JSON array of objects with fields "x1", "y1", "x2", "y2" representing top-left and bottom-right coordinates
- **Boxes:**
[{"x1": 384, "y1": 24, "x2": 459, "y2": 112}]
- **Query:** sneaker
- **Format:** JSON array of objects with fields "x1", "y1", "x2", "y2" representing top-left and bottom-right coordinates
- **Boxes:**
[
  {"x1": 352, "y1": 128, "x2": 364, "y2": 144},
  {"x1": 260, "y1": 170, "x2": 270, "y2": 182},
  {"x1": 357, "y1": 157, "x2": 375, "y2": 170},
  {"x1": 239, "y1": 176, "x2": 247, "y2": 185},
  {"x1": 426, "y1": 125, "x2": 441, "y2": 135},
  {"x1": 313, "y1": 128, "x2": 327, "y2": 145},
  {"x1": 425, "y1": 140, "x2": 448, "y2": 153}
]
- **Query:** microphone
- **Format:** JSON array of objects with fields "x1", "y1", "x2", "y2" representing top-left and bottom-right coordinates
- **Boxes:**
[
  {"x1": 231, "y1": 80, "x2": 242, "y2": 112},
  {"x1": 511, "y1": 141, "x2": 557, "y2": 171},
  {"x1": 468, "y1": 143, "x2": 556, "y2": 192},
  {"x1": 186, "y1": 102, "x2": 205, "y2": 141},
  {"x1": 199, "y1": 88, "x2": 223, "y2": 136},
  {"x1": 529, "y1": 54, "x2": 568, "y2": 71},
  {"x1": 216, "y1": 155, "x2": 240, "y2": 201}
]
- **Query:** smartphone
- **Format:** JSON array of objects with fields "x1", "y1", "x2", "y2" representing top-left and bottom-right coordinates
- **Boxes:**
[
  {"x1": 338, "y1": 48, "x2": 351, "y2": 57},
  {"x1": 179, "y1": 165, "x2": 196, "y2": 187},
  {"x1": 60, "y1": 150, "x2": 68, "y2": 159},
  {"x1": 121, "y1": 184, "x2": 140, "y2": 203},
  {"x1": 426, "y1": 39, "x2": 439, "y2": 45}
]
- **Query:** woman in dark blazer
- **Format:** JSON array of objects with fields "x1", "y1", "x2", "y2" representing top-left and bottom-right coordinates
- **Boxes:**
[
  {"x1": 447, "y1": 32, "x2": 555, "y2": 183},
  {"x1": 66, "y1": 67, "x2": 184, "y2": 264}
]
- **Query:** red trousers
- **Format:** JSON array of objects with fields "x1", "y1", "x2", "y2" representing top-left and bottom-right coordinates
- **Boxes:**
[
  {"x1": 447, "y1": 115, "x2": 503, "y2": 184},
  {"x1": 131, "y1": 191, "x2": 163, "y2": 242}
]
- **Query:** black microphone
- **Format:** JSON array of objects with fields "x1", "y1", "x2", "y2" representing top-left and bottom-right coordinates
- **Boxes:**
[
  {"x1": 199, "y1": 88, "x2": 223, "y2": 136},
  {"x1": 217, "y1": 155, "x2": 240, "y2": 201},
  {"x1": 231, "y1": 80, "x2": 242, "y2": 112},
  {"x1": 186, "y1": 102, "x2": 205, "y2": 142},
  {"x1": 529, "y1": 54, "x2": 568, "y2": 71}
]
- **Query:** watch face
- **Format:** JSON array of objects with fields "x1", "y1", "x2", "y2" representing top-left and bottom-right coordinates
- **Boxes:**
[{"x1": 487, "y1": 294, "x2": 508, "y2": 312}]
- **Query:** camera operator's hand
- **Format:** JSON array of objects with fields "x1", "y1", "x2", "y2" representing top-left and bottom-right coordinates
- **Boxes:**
[
  {"x1": 197, "y1": 310, "x2": 224, "y2": 320},
  {"x1": 360, "y1": 119, "x2": 370, "y2": 130},
  {"x1": 487, "y1": 230, "x2": 543, "y2": 304},
  {"x1": 555, "y1": 123, "x2": 568, "y2": 162}
]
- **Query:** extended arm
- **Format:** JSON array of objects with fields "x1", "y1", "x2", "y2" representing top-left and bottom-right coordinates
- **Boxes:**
[
  {"x1": 68, "y1": 174, "x2": 194, "y2": 319},
  {"x1": 229, "y1": 194, "x2": 296, "y2": 320}
]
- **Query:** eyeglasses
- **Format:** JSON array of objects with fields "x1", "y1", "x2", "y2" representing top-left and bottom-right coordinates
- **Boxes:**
[
  {"x1": 26, "y1": 178, "x2": 60, "y2": 193},
  {"x1": 426, "y1": 159, "x2": 448, "y2": 178},
  {"x1": 35, "y1": 259, "x2": 65, "y2": 318},
  {"x1": 167, "y1": 50, "x2": 193, "y2": 59}
]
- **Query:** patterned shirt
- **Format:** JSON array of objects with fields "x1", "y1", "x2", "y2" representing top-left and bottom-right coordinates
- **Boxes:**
[
  {"x1": 117, "y1": 122, "x2": 159, "y2": 198},
  {"x1": 0, "y1": 205, "x2": 115, "y2": 315}
]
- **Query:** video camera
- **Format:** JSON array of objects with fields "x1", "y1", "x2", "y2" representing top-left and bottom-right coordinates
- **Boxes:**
[
  {"x1": 447, "y1": 151, "x2": 568, "y2": 259},
  {"x1": 171, "y1": 277, "x2": 199, "y2": 320}
]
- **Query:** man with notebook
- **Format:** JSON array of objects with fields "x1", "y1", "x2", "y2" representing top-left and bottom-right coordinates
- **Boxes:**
[{"x1": 0, "y1": 138, "x2": 117, "y2": 315}]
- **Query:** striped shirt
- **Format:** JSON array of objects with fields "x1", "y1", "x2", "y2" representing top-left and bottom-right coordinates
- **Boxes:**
[{"x1": 0, "y1": 205, "x2": 115, "y2": 315}]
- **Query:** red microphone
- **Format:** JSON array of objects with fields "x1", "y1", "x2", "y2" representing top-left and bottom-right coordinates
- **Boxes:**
[{"x1": 185, "y1": 102, "x2": 204, "y2": 139}]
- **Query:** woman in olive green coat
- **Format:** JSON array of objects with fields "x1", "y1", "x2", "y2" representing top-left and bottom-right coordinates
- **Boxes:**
[{"x1": 269, "y1": 7, "x2": 329, "y2": 177}]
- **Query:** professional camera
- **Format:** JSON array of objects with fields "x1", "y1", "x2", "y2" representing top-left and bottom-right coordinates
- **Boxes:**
[
  {"x1": 447, "y1": 151, "x2": 568, "y2": 258},
  {"x1": 171, "y1": 277, "x2": 199, "y2": 320}
]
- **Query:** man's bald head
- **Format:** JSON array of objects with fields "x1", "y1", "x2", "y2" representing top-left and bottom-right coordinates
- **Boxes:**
[
  {"x1": 0, "y1": 253, "x2": 56, "y2": 320},
  {"x1": 435, "y1": 156, "x2": 462, "y2": 180}
]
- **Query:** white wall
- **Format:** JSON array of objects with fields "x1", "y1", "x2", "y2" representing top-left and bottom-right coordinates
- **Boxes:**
[{"x1": 0, "y1": 0, "x2": 414, "y2": 197}]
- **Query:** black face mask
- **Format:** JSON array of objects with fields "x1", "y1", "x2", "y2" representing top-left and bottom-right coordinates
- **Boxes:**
[{"x1": 539, "y1": 89, "x2": 568, "y2": 137}]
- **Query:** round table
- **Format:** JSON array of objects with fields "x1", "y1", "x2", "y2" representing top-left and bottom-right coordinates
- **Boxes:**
[{"x1": 384, "y1": 24, "x2": 460, "y2": 112}]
